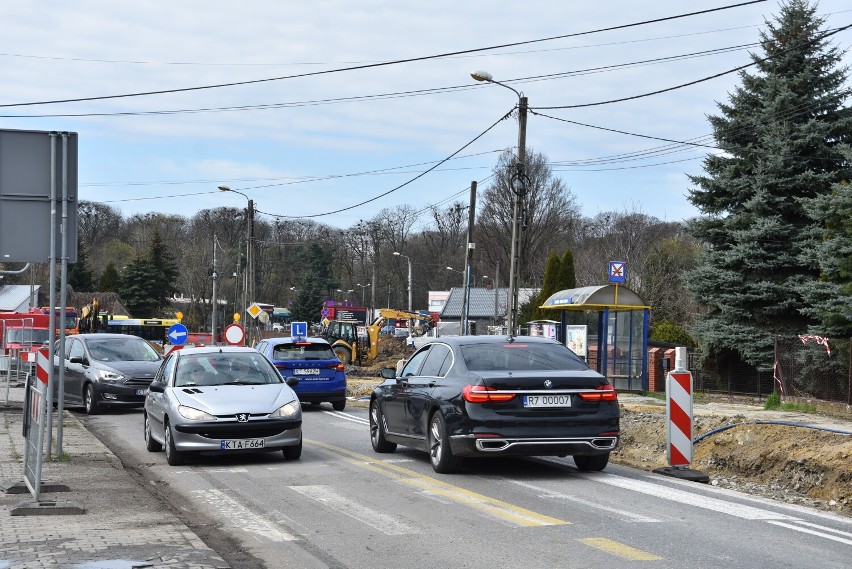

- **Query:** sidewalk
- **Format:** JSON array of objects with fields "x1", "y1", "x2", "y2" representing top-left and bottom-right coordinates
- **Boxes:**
[{"x1": 0, "y1": 385, "x2": 230, "y2": 569}]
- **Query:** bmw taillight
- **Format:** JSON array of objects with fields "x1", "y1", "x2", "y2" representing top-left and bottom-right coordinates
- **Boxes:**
[
  {"x1": 577, "y1": 384, "x2": 618, "y2": 402},
  {"x1": 462, "y1": 384, "x2": 515, "y2": 403}
]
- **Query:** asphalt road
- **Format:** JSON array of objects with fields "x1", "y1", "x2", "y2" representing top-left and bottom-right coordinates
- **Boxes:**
[{"x1": 78, "y1": 404, "x2": 852, "y2": 569}]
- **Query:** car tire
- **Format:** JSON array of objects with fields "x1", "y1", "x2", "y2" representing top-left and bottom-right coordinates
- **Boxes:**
[
  {"x1": 573, "y1": 453, "x2": 610, "y2": 472},
  {"x1": 369, "y1": 400, "x2": 396, "y2": 453},
  {"x1": 164, "y1": 419, "x2": 185, "y2": 466},
  {"x1": 144, "y1": 413, "x2": 162, "y2": 452},
  {"x1": 333, "y1": 346, "x2": 352, "y2": 365},
  {"x1": 84, "y1": 383, "x2": 100, "y2": 415},
  {"x1": 332, "y1": 400, "x2": 346, "y2": 411},
  {"x1": 283, "y1": 436, "x2": 302, "y2": 460},
  {"x1": 428, "y1": 412, "x2": 462, "y2": 474}
]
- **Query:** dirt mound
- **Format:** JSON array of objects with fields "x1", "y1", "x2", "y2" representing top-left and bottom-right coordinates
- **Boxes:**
[{"x1": 613, "y1": 404, "x2": 852, "y2": 515}]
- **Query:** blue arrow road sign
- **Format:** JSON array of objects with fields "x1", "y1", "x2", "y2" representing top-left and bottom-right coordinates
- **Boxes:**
[{"x1": 167, "y1": 323, "x2": 189, "y2": 345}]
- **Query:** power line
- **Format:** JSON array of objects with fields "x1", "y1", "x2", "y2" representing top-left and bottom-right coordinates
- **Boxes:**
[{"x1": 0, "y1": 1, "x2": 767, "y2": 108}]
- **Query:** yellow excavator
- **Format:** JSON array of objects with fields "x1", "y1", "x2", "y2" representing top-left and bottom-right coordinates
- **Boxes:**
[{"x1": 322, "y1": 308, "x2": 431, "y2": 365}]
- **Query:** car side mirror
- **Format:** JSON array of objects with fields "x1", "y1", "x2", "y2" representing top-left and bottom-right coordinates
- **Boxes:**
[
  {"x1": 379, "y1": 367, "x2": 396, "y2": 380},
  {"x1": 148, "y1": 380, "x2": 166, "y2": 393},
  {"x1": 69, "y1": 356, "x2": 84, "y2": 365},
  {"x1": 286, "y1": 377, "x2": 299, "y2": 388}
]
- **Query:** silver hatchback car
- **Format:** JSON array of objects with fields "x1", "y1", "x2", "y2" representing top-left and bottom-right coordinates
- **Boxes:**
[{"x1": 143, "y1": 346, "x2": 302, "y2": 465}]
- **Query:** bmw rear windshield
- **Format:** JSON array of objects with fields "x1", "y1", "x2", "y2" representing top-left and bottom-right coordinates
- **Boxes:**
[
  {"x1": 273, "y1": 342, "x2": 336, "y2": 361},
  {"x1": 462, "y1": 342, "x2": 590, "y2": 372}
]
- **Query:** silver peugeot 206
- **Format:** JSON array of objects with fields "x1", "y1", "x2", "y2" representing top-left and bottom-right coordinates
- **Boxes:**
[{"x1": 143, "y1": 345, "x2": 302, "y2": 466}]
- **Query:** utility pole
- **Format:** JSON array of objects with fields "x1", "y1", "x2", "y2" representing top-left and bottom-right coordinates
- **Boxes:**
[
  {"x1": 461, "y1": 181, "x2": 477, "y2": 335},
  {"x1": 506, "y1": 96, "x2": 528, "y2": 336},
  {"x1": 211, "y1": 234, "x2": 218, "y2": 344},
  {"x1": 247, "y1": 199, "x2": 255, "y2": 345}
]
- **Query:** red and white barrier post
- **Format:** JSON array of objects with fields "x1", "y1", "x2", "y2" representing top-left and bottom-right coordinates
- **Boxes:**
[{"x1": 654, "y1": 347, "x2": 709, "y2": 482}]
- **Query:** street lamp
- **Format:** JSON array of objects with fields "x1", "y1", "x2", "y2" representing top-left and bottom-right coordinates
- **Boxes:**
[
  {"x1": 356, "y1": 282, "x2": 371, "y2": 306},
  {"x1": 471, "y1": 70, "x2": 528, "y2": 336},
  {"x1": 219, "y1": 184, "x2": 255, "y2": 341},
  {"x1": 393, "y1": 251, "x2": 412, "y2": 311}
]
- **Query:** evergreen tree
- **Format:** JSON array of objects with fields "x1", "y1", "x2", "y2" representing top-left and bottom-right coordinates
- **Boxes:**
[
  {"x1": 557, "y1": 247, "x2": 577, "y2": 291},
  {"x1": 68, "y1": 241, "x2": 95, "y2": 291},
  {"x1": 147, "y1": 229, "x2": 179, "y2": 313},
  {"x1": 531, "y1": 250, "x2": 561, "y2": 321},
  {"x1": 119, "y1": 257, "x2": 159, "y2": 316},
  {"x1": 98, "y1": 262, "x2": 120, "y2": 293},
  {"x1": 799, "y1": 145, "x2": 852, "y2": 337},
  {"x1": 686, "y1": 1, "x2": 852, "y2": 370}
]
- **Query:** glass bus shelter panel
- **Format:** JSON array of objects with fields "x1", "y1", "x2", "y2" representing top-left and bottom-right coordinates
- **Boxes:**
[{"x1": 605, "y1": 310, "x2": 644, "y2": 391}]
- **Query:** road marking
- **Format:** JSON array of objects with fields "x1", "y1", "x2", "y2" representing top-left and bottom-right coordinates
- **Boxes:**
[
  {"x1": 289, "y1": 485, "x2": 417, "y2": 535},
  {"x1": 578, "y1": 537, "x2": 663, "y2": 561},
  {"x1": 191, "y1": 489, "x2": 298, "y2": 541},
  {"x1": 766, "y1": 521, "x2": 852, "y2": 546},
  {"x1": 591, "y1": 473, "x2": 798, "y2": 520},
  {"x1": 509, "y1": 480, "x2": 662, "y2": 522},
  {"x1": 308, "y1": 439, "x2": 569, "y2": 527},
  {"x1": 322, "y1": 410, "x2": 368, "y2": 425}
]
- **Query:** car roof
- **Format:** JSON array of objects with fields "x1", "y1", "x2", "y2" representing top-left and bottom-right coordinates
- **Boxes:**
[
  {"x1": 422, "y1": 335, "x2": 561, "y2": 347},
  {"x1": 176, "y1": 345, "x2": 260, "y2": 356},
  {"x1": 264, "y1": 337, "x2": 330, "y2": 346}
]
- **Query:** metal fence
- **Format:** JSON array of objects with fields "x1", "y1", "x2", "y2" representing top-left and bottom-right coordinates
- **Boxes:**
[
  {"x1": 686, "y1": 337, "x2": 851, "y2": 405},
  {"x1": 774, "y1": 336, "x2": 851, "y2": 405}
]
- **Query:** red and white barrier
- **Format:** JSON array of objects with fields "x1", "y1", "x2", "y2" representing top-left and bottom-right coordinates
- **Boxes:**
[
  {"x1": 665, "y1": 347, "x2": 693, "y2": 467},
  {"x1": 36, "y1": 348, "x2": 50, "y2": 385}
]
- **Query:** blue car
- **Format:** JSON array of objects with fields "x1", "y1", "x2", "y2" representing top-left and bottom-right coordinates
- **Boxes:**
[{"x1": 255, "y1": 337, "x2": 347, "y2": 410}]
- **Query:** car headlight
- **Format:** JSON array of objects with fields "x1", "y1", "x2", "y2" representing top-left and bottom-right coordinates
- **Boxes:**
[
  {"x1": 98, "y1": 370, "x2": 125, "y2": 382},
  {"x1": 270, "y1": 400, "x2": 300, "y2": 418},
  {"x1": 177, "y1": 405, "x2": 216, "y2": 421}
]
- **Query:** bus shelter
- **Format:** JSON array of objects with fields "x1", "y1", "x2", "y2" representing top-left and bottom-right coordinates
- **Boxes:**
[{"x1": 540, "y1": 285, "x2": 650, "y2": 392}]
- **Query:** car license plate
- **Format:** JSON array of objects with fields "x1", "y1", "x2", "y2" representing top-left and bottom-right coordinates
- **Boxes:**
[
  {"x1": 220, "y1": 439, "x2": 265, "y2": 450},
  {"x1": 135, "y1": 389, "x2": 146, "y2": 396},
  {"x1": 523, "y1": 395, "x2": 571, "y2": 408},
  {"x1": 294, "y1": 368, "x2": 320, "y2": 375}
]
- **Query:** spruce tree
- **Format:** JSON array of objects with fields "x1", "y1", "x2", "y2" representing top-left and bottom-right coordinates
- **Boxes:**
[
  {"x1": 799, "y1": 146, "x2": 852, "y2": 337},
  {"x1": 98, "y1": 262, "x2": 120, "y2": 293},
  {"x1": 68, "y1": 241, "x2": 95, "y2": 291},
  {"x1": 119, "y1": 257, "x2": 159, "y2": 316},
  {"x1": 557, "y1": 247, "x2": 577, "y2": 291},
  {"x1": 147, "y1": 229, "x2": 179, "y2": 313},
  {"x1": 686, "y1": 1, "x2": 852, "y2": 369}
]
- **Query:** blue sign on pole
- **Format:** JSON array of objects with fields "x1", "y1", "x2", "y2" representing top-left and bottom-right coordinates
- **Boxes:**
[
  {"x1": 167, "y1": 323, "x2": 189, "y2": 345},
  {"x1": 608, "y1": 261, "x2": 626, "y2": 284},
  {"x1": 291, "y1": 321, "x2": 308, "y2": 338}
]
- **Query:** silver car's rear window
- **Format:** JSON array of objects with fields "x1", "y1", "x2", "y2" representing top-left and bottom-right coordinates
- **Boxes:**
[{"x1": 461, "y1": 342, "x2": 590, "y2": 372}]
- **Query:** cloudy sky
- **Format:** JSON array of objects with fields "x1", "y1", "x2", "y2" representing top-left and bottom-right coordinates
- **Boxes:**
[{"x1": 2, "y1": 1, "x2": 851, "y2": 231}]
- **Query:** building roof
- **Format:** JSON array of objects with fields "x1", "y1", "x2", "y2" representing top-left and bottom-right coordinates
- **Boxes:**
[
  {"x1": 0, "y1": 285, "x2": 39, "y2": 312},
  {"x1": 439, "y1": 287, "x2": 538, "y2": 319}
]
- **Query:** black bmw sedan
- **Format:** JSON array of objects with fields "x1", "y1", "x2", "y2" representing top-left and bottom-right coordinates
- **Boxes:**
[{"x1": 369, "y1": 335, "x2": 619, "y2": 474}]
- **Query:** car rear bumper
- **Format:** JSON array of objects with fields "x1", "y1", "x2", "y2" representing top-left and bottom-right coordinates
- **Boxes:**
[
  {"x1": 450, "y1": 434, "x2": 618, "y2": 457},
  {"x1": 295, "y1": 390, "x2": 346, "y2": 402}
]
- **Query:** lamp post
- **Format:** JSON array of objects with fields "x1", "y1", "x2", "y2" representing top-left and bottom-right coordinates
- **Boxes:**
[
  {"x1": 393, "y1": 251, "x2": 412, "y2": 311},
  {"x1": 471, "y1": 71, "x2": 527, "y2": 336},
  {"x1": 356, "y1": 282, "x2": 371, "y2": 306},
  {"x1": 219, "y1": 184, "x2": 254, "y2": 342}
]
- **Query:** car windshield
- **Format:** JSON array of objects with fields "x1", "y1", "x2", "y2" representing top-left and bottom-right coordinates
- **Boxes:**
[
  {"x1": 461, "y1": 342, "x2": 590, "y2": 372},
  {"x1": 5, "y1": 328, "x2": 50, "y2": 345},
  {"x1": 87, "y1": 337, "x2": 161, "y2": 362},
  {"x1": 272, "y1": 342, "x2": 335, "y2": 361},
  {"x1": 175, "y1": 352, "x2": 282, "y2": 387}
]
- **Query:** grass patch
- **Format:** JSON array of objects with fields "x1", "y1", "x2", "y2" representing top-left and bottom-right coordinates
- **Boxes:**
[
  {"x1": 642, "y1": 391, "x2": 666, "y2": 402},
  {"x1": 764, "y1": 392, "x2": 817, "y2": 413}
]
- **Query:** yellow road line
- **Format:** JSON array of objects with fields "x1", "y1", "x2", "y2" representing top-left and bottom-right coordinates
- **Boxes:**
[
  {"x1": 578, "y1": 537, "x2": 663, "y2": 561},
  {"x1": 308, "y1": 438, "x2": 569, "y2": 527}
]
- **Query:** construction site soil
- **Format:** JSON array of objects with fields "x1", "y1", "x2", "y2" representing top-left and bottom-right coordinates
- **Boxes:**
[{"x1": 346, "y1": 337, "x2": 852, "y2": 517}]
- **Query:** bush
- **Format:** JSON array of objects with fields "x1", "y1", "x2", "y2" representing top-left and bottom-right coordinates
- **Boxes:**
[
  {"x1": 650, "y1": 320, "x2": 695, "y2": 347},
  {"x1": 764, "y1": 391, "x2": 781, "y2": 410}
]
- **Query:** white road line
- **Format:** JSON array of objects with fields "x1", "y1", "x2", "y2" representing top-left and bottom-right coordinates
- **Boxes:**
[
  {"x1": 191, "y1": 489, "x2": 298, "y2": 542},
  {"x1": 766, "y1": 521, "x2": 852, "y2": 546},
  {"x1": 508, "y1": 480, "x2": 662, "y2": 522},
  {"x1": 790, "y1": 520, "x2": 852, "y2": 539},
  {"x1": 591, "y1": 473, "x2": 798, "y2": 521},
  {"x1": 289, "y1": 484, "x2": 417, "y2": 535},
  {"x1": 322, "y1": 410, "x2": 368, "y2": 425}
]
